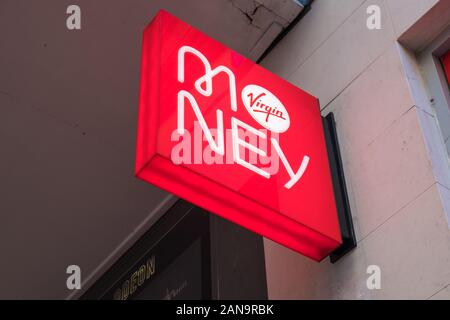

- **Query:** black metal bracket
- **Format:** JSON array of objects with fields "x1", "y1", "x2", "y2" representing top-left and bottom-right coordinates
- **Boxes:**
[{"x1": 322, "y1": 113, "x2": 357, "y2": 263}]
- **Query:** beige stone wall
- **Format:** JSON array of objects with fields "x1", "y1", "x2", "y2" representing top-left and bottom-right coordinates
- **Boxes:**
[{"x1": 261, "y1": 0, "x2": 450, "y2": 299}]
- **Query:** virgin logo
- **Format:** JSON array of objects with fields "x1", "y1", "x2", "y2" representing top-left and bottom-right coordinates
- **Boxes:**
[{"x1": 242, "y1": 85, "x2": 290, "y2": 133}]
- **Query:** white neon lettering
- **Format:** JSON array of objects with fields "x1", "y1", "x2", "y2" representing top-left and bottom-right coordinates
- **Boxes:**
[
  {"x1": 176, "y1": 45, "x2": 308, "y2": 189},
  {"x1": 271, "y1": 138, "x2": 309, "y2": 189},
  {"x1": 178, "y1": 46, "x2": 237, "y2": 111},
  {"x1": 177, "y1": 90, "x2": 224, "y2": 155},
  {"x1": 231, "y1": 117, "x2": 270, "y2": 178}
]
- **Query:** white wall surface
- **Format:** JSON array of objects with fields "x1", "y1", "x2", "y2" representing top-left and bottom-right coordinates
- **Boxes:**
[{"x1": 261, "y1": 0, "x2": 450, "y2": 299}]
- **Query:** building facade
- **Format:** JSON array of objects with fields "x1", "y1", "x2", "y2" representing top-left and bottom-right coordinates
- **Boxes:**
[{"x1": 1, "y1": 0, "x2": 450, "y2": 300}]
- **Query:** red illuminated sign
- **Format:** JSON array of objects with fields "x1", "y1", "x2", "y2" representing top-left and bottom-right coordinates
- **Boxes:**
[
  {"x1": 135, "y1": 10, "x2": 342, "y2": 261},
  {"x1": 442, "y1": 50, "x2": 450, "y2": 87}
]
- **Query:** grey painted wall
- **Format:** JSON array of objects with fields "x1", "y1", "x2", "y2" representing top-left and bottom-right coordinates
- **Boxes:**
[{"x1": 0, "y1": 0, "x2": 302, "y2": 299}]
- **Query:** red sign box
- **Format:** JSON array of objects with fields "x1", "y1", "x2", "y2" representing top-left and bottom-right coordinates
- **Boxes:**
[{"x1": 135, "y1": 10, "x2": 342, "y2": 261}]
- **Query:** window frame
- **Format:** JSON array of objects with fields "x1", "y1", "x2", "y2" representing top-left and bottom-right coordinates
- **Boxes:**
[{"x1": 418, "y1": 28, "x2": 450, "y2": 155}]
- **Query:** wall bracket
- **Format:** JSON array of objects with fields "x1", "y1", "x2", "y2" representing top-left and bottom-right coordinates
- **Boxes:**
[{"x1": 323, "y1": 113, "x2": 357, "y2": 263}]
